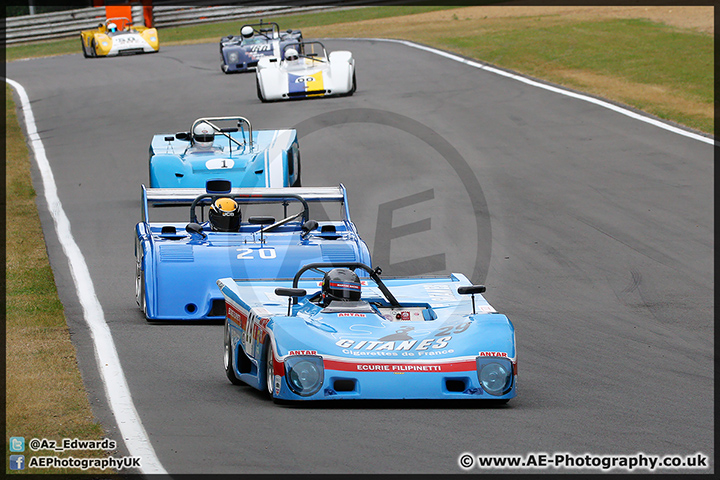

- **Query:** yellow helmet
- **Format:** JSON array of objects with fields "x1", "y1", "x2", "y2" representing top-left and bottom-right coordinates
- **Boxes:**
[{"x1": 209, "y1": 197, "x2": 241, "y2": 232}]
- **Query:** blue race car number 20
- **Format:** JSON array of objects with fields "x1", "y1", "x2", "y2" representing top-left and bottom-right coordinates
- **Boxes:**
[{"x1": 237, "y1": 248, "x2": 276, "y2": 259}]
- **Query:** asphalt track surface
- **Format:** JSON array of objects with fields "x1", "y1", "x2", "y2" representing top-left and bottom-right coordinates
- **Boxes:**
[{"x1": 7, "y1": 39, "x2": 714, "y2": 475}]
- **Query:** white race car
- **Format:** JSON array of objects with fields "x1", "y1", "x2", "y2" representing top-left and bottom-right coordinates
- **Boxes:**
[{"x1": 255, "y1": 41, "x2": 356, "y2": 102}]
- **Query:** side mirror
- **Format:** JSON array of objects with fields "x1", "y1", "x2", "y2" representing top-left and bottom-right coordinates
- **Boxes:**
[
  {"x1": 185, "y1": 222, "x2": 206, "y2": 238},
  {"x1": 175, "y1": 131, "x2": 190, "y2": 141},
  {"x1": 457, "y1": 285, "x2": 486, "y2": 295},
  {"x1": 458, "y1": 285, "x2": 486, "y2": 315},
  {"x1": 302, "y1": 219, "x2": 318, "y2": 235},
  {"x1": 249, "y1": 216, "x2": 275, "y2": 244},
  {"x1": 275, "y1": 287, "x2": 307, "y2": 315}
]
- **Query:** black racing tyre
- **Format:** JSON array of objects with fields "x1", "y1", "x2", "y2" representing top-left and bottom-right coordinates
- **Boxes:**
[
  {"x1": 256, "y1": 78, "x2": 268, "y2": 103},
  {"x1": 90, "y1": 39, "x2": 97, "y2": 57},
  {"x1": 264, "y1": 339, "x2": 275, "y2": 397},
  {"x1": 349, "y1": 71, "x2": 357, "y2": 95},
  {"x1": 81, "y1": 37, "x2": 90, "y2": 58},
  {"x1": 135, "y1": 259, "x2": 147, "y2": 318},
  {"x1": 224, "y1": 323, "x2": 243, "y2": 385}
]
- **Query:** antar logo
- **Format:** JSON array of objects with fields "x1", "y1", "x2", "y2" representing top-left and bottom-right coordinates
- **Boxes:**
[{"x1": 250, "y1": 44, "x2": 271, "y2": 51}]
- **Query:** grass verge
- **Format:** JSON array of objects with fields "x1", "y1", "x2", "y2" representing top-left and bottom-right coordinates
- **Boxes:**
[
  {"x1": 5, "y1": 84, "x2": 110, "y2": 474},
  {"x1": 5, "y1": 6, "x2": 713, "y2": 134}
]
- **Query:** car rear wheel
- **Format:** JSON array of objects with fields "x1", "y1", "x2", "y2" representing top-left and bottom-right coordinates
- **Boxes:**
[
  {"x1": 349, "y1": 71, "x2": 357, "y2": 95},
  {"x1": 224, "y1": 323, "x2": 243, "y2": 385}
]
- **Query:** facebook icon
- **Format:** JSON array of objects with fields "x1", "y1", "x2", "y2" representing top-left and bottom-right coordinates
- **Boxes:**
[{"x1": 10, "y1": 455, "x2": 25, "y2": 470}]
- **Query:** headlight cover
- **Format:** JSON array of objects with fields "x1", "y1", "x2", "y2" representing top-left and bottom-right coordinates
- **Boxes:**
[
  {"x1": 284, "y1": 355, "x2": 324, "y2": 397},
  {"x1": 476, "y1": 357, "x2": 513, "y2": 396}
]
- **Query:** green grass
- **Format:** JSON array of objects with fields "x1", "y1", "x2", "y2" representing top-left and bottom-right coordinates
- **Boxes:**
[
  {"x1": 442, "y1": 18, "x2": 712, "y2": 103},
  {"x1": 5, "y1": 85, "x2": 109, "y2": 475}
]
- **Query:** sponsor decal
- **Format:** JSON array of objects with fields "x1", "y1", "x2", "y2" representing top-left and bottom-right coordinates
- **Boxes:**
[
  {"x1": 114, "y1": 36, "x2": 142, "y2": 45},
  {"x1": 423, "y1": 284, "x2": 457, "y2": 302},
  {"x1": 324, "y1": 358, "x2": 476, "y2": 373},
  {"x1": 478, "y1": 351, "x2": 508, "y2": 357},
  {"x1": 227, "y1": 304, "x2": 248, "y2": 328},
  {"x1": 274, "y1": 375, "x2": 281, "y2": 395},
  {"x1": 338, "y1": 313, "x2": 366, "y2": 317},
  {"x1": 287, "y1": 350, "x2": 317, "y2": 356},
  {"x1": 335, "y1": 336, "x2": 452, "y2": 352},
  {"x1": 250, "y1": 44, "x2": 271, "y2": 52},
  {"x1": 330, "y1": 281, "x2": 361, "y2": 291}
]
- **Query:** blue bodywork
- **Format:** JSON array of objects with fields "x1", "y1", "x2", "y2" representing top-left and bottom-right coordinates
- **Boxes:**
[
  {"x1": 149, "y1": 116, "x2": 301, "y2": 188},
  {"x1": 220, "y1": 21, "x2": 302, "y2": 73},
  {"x1": 218, "y1": 263, "x2": 517, "y2": 402},
  {"x1": 135, "y1": 186, "x2": 370, "y2": 321}
]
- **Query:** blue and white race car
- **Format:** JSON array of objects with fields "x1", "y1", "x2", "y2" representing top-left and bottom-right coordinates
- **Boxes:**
[
  {"x1": 220, "y1": 21, "x2": 302, "y2": 73},
  {"x1": 135, "y1": 182, "x2": 371, "y2": 321},
  {"x1": 255, "y1": 41, "x2": 356, "y2": 102},
  {"x1": 149, "y1": 116, "x2": 301, "y2": 188},
  {"x1": 218, "y1": 262, "x2": 517, "y2": 402}
]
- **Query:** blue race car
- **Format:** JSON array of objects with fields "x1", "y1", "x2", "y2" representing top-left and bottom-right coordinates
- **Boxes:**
[
  {"x1": 135, "y1": 181, "x2": 371, "y2": 321},
  {"x1": 218, "y1": 262, "x2": 517, "y2": 402},
  {"x1": 149, "y1": 116, "x2": 301, "y2": 188},
  {"x1": 220, "y1": 21, "x2": 302, "y2": 74}
]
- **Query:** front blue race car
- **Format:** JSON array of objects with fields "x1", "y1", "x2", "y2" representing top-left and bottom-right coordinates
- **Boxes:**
[{"x1": 219, "y1": 263, "x2": 517, "y2": 402}]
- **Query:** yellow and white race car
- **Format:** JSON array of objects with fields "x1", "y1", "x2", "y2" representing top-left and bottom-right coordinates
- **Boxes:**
[{"x1": 80, "y1": 17, "x2": 159, "y2": 58}]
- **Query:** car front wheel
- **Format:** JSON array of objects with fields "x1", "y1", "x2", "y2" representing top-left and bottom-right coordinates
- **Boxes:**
[
  {"x1": 265, "y1": 340, "x2": 275, "y2": 397},
  {"x1": 256, "y1": 78, "x2": 268, "y2": 103},
  {"x1": 224, "y1": 323, "x2": 243, "y2": 385}
]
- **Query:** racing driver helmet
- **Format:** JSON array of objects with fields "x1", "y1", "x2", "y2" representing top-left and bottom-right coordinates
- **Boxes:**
[
  {"x1": 107, "y1": 22, "x2": 118, "y2": 33},
  {"x1": 321, "y1": 268, "x2": 362, "y2": 305},
  {"x1": 193, "y1": 122, "x2": 215, "y2": 149},
  {"x1": 209, "y1": 197, "x2": 241, "y2": 232},
  {"x1": 285, "y1": 48, "x2": 299, "y2": 62}
]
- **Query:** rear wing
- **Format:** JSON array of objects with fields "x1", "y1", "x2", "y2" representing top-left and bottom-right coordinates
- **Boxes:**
[{"x1": 140, "y1": 184, "x2": 351, "y2": 223}]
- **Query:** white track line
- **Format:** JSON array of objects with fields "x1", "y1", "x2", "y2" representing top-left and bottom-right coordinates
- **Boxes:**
[
  {"x1": 352, "y1": 38, "x2": 715, "y2": 146},
  {"x1": 5, "y1": 78, "x2": 167, "y2": 476}
]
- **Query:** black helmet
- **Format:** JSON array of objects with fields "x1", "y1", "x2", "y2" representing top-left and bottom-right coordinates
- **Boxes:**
[
  {"x1": 322, "y1": 268, "x2": 361, "y2": 304},
  {"x1": 209, "y1": 197, "x2": 241, "y2": 232}
]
